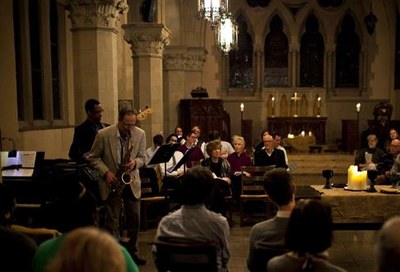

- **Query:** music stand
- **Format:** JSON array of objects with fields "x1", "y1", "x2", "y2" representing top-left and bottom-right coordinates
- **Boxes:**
[
  {"x1": 167, "y1": 147, "x2": 195, "y2": 174},
  {"x1": 147, "y1": 144, "x2": 180, "y2": 178}
]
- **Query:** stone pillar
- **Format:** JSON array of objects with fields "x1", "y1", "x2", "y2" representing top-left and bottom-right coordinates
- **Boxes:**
[
  {"x1": 65, "y1": 0, "x2": 128, "y2": 124},
  {"x1": 289, "y1": 43, "x2": 299, "y2": 87},
  {"x1": 123, "y1": 23, "x2": 170, "y2": 143},
  {"x1": 326, "y1": 46, "x2": 336, "y2": 97},
  {"x1": 163, "y1": 46, "x2": 206, "y2": 132}
]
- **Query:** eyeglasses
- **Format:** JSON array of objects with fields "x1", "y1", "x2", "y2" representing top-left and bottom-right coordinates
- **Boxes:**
[{"x1": 122, "y1": 122, "x2": 135, "y2": 128}]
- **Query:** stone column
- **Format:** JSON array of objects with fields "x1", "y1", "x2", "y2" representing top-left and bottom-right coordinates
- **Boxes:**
[
  {"x1": 289, "y1": 43, "x2": 299, "y2": 87},
  {"x1": 65, "y1": 0, "x2": 128, "y2": 124},
  {"x1": 123, "y1": 23, "x2": 170, "y2": 142},
  {"x1": 163, "y1": 46, "x2": 206, "y2": 132}
]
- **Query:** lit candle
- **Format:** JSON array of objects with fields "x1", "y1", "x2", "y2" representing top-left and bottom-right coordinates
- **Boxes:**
[
  {"x1": 317, "y1": 96, "x2": 321, "y2": 108},
  {"x1": 301, "y1": 130, "x2": 305, "y2": 137},
  {"x1": 271, "y1": 96, "x2": 275, "y2": 116},
  {"x1": 240, "y1": 103, "x2": 244, "y2": 112},
  {"x1": 356, "y1": 103, "x2": 361, "y2": 112},
  {"x1": 308, "y1": 131, "x2": 312, "y2": 136}
]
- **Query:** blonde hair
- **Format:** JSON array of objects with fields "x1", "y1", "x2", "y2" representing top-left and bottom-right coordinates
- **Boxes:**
[
  {"x1": 232, "y1": 136, "x2": 245, "y2": 146},
  {"x1": 46, "y1": 227, "x2": 125, "y2": 272}
]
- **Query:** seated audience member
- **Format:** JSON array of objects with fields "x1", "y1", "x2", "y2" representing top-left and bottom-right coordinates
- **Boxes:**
[
  {"x1": 0, "y1": 183, "x2": 37, "y2": 272},
  {"x1": 268, "y1": 199, "x2": 346, "y2": 272},
  {"x1": 159, "y1": 133, "x2": 185, "y2": 178},
  {"x1": 272, "y1": 133, "x2": 289, "y2": 165},
  {"x1": 46, "y1": 227, "x2": 125, "y2": 272},
  {"x1": 159, "y1": 133, "x2": 185, "y2": 205},
  {"x1": 153, "y1": 166, "x2": 230, "y2": 271},
  {"x1": 254, "y1": 129, "x2": 269, "y2": 152},
  {"x1": 174, "y1": 126, "x2": 185, "y2": 144},
  {"x1": 355, "y1": 134, "x2": 386, "y2": 172},
  {"x1": 254, "y1": 134, "x2": 288, "y2": 169},
  {"x1": 388, "y1": 140, "x2": 400, "y2": 187},
  {"x1": 377, "y1": 139, "x2": 400, "y2": 184},
  {"x1": 376, "y1": 216, "x2": 400, "y2": 272},
  {"x1": 384, "y1": 128, "x2": 400, "y2": 153},
  {"x1": 201, "y1": 140, "x2": 232, "y2": 214},
  {"x1": 33, "y1": 182, "x2": 138, "y2": 272},
  {"x1": 146, "y1": 133, "x2": 164, "y2": 165},
  {"x1": 227, "y1": 136, "x2": 252, "y2": 203},
  {"x1": 247, "y1": 169, "x2": 295, "y2": 272},
  {"x1": 177, "y1": 130, "x2": 205, "y2": 167},
  {"x1": 202, "y1": 130, "x2": 235, "y2": 159}
]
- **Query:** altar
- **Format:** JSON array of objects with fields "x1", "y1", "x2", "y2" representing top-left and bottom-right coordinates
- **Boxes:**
[
  {"x1": 312, "y1": 185, "x2": 400, "y2": 228},
  {"x1": 267, "y1": 117, "x2": 326, "y2": 144}
]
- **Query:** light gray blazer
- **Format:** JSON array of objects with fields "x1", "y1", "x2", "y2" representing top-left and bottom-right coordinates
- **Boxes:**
[{"x1": 89, "y1": 124, "x2": 146, "y2": 200}]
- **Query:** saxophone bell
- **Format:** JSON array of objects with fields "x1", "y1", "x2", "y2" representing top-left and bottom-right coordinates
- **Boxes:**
[{"x1": 121, "y1": 171, "x2": 133, "y2": 184}]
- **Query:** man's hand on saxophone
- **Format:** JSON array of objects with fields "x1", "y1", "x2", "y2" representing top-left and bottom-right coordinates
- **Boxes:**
[{"x1": 105, "y1": 170, "x2": 118, "y2": 185}]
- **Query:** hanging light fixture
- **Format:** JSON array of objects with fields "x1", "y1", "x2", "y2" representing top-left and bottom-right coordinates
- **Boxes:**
[
  {"x1": 197, "y1": 0, "x2": 229, "y2": 29},
  {"x1": 217, "y1": 14, "x2": 238, "y2": 54}
]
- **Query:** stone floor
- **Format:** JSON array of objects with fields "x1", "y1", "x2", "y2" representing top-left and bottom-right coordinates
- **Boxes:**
[{"x1": 137, "y1": 213, "x2": 378, "y2": 272}]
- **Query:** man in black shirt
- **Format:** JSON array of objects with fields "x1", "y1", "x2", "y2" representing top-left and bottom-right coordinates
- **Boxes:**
[{"x1": 254, "y1": 134, "x2": 287, "y2": 169}]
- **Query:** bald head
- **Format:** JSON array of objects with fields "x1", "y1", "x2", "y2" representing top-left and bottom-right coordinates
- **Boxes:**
[
  {"x1": 263, "y1": 134, "x2": 274, "y2": 152},
  {"x1": 377, "y1": 216, "x2": 400, "y2": 272},
  {"x1": 389, "y1": 139, "x2": 400, "y2": 156}
]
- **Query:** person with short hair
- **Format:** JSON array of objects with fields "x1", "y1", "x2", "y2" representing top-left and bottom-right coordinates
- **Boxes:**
[
  {"x1": 247, "y1": 169, "x2": 295, "y2": 271},
  {"x1": 68, "y1": 98, "x2": 107, "y2": 163},
  {"x1": 376, "y1": 216, "x2": 400, "y2": 272},
  {"x1": 177, "y1": 130, "x2": 205, "y2": 168},
  {"x1": 153, "y1": 166, "x2": 230, "y2": 271},
  {"x1": 88, "y1": 108, "x2": 147, "y2": 265},
  {"x1": 254, "y1": 134, "x2": 287, "y2": 169},
  {"x1": 268, "y1": 199, "x2": 346, "y2": 272},
  {"x1": 355, "y1": 134, "x2": 387, "y2": 172},
  {"x1": 46, "y1": 227, "x2": 126, "y2": 272}
]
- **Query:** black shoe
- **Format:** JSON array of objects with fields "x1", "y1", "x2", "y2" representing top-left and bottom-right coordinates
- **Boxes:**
[{"x1": 131, "y1": 253, "x2": 147, "y2": 266}]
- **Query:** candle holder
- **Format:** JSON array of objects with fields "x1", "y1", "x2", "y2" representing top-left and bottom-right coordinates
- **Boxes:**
[
  {"x1": 366, "y1": 169, "x2": 378, "y2": 192},
  {"x1": 322, "y1": 169, "x2": 334, "y2": 189}
]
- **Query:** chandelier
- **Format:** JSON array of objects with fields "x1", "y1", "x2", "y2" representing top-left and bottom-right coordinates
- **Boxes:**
[
  {"x1": 197, "y1": 0, "x2": 229, "y2": 29},
  {"x1": 217, "y1": 14, "x2": 238, "y2": 54}
]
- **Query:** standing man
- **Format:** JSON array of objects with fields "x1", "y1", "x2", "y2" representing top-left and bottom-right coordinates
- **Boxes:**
[
  {"x1": 254, "y1": 134, "x2": 287, "y2": 169},
  {"x1": 89, "y1": 108, "x2": 147, "y2": 265},
  {"x1": 69, "y1": 99, "x2": 107, "y2": 163}
]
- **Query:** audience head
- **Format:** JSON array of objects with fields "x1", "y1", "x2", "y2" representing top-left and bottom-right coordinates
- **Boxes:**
[
  {"x1": 389, "y1": 128, "x2": 399, "y2": 140},
  {"x1": 166, "y1": 133, "x2": 178, "y2": 144},
  {"x1": 389, "y1": 139, "x2": 400, "y2": 156},
  {"x1": 46, "y1": 227, "x2": 125, "y2": 272},
  {"x1": 208, "y1": 130, "x2": 221, "y2": 141},
  {"x1": 260, "y1": 129, "x2": 269, "y2": 140},
  {"x1": 51, "y1": 182, "x2": 97, "y2": 233},
  {"x1": 85, "y1": 99, "x2": 103, "y2": 123},
  {"x1": 175, "y1": 126, "x2": 183, "y2": 136},
  {"x1": 152, "y1": 134, "x2": 164, "y2": 146},
  {"x1": 185, "y1": 130, "x2": 198, "y2": 146},
  {"x1": 0, "y1": 183, "x2": 16, "y2": 227},
  {"x1": 263, "y1": 134, "x2": 275, "y2": 151},
  {"x1": 272, "y1": 133, "x2": 282, "y2": 148},
  {"x1": 263, "y1": 168, "x2": 295, "y2": 207},
  {"x1": 285, "y1": 199, "x2": 333, "y2": 256},
  {"x1": 179, "y1": 166, "x2": 213, "y2": 205},
  {"x1": 232, "y1": 136, "x2": 246, "y2": 154},
  {"x1": 377, "y1": 216, "x2": 400, "y2": 272},
  {"x1": 206, "y1": 139, "x2": 222, "y2": 158},
  {"x1": 367, "y1": 134, "x2": 379, "y2": 149},
  {"x1": 191, "y1": 126, "x2": 201, "y2": 137}
]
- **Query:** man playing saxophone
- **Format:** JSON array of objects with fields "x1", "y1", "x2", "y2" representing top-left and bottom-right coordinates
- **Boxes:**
[{"x1": 89, "y1": 108, "x2": 147, "y2": 265}]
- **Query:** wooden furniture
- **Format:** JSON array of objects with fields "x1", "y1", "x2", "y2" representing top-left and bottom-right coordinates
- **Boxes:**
[
  {"x1": 341, "y1": 119, "x2": 358, "y2": 152},
  {"x1": 139, "y1": 168, "x2": 168, "y2": 231},
  {"x1": 312, "y1": 185, "x2": 400, "y2": 229},
  {"x1": 267, "y1": 117, "x2": 327, "y2": 144},
  {"x1": 239, "y1": 166, "x2": 274, "y2": 226},
  {"x1": 154, "y1": 239, "x2": 218, "y2": 272},
  {"x1": 180, "y1": 99, "x2": 231, "y2": 141}
]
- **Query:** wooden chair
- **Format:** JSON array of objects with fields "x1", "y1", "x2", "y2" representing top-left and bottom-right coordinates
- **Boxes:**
[
  {"x1": 154, "y1": 239, "x2": 218, "y2": 272},
  {"x1": 239, "y1": 166, "x2": 275, "y2": 226},
  {"x1": 248, "y1": 242, "x2": 287, "y2": 272},
  {"x1": 140, "y1": 168, "x2": 168, "y2": 231}
]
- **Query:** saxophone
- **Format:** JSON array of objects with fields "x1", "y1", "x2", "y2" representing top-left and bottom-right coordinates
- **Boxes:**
[{"x1": 111, "y1": 137, "x2": 134, "y2": 194}]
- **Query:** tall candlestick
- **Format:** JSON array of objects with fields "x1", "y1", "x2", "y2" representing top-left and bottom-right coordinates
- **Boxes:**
[
  {"x1": 240, "y1": 103, "x2": 244, "y2": 112},
  {"x1": 356, "y1": 103, "x2": 361, "y2": 112},
  {"x1": 271, "y1": 96, "x2": 275, "y2": 116}
]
